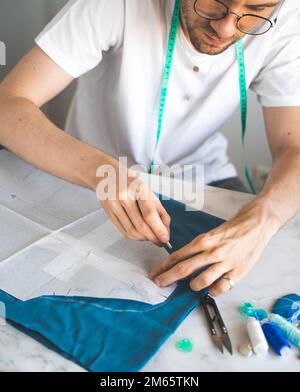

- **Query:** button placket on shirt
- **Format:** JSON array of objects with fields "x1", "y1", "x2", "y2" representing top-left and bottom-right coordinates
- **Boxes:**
[{"x1": 183, "y1": 65, "x2": 201, "y2": 102}]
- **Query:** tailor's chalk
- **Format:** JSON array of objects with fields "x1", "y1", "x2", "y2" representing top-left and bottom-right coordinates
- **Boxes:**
[{"x1": 166, "y1": 242, "x2": 173, "y2": 249}]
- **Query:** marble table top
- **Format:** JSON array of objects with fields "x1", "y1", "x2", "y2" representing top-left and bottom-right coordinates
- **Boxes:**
[{"x1": 0, "y1": 150, "x2": 299, "y2": 372}]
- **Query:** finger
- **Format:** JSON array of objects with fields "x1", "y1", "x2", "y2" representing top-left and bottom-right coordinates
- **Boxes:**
[
  {"x1": 153, "y1": 253, "x2": 218, "y2": 287},
  {"x1": 156, "y1": 201, "x2": 171, "y2": 232},
  {"x1": 189, "y1": 262, "x2": 229, "y2": 292},
  {"x1": 209, "y1": 270, "x2": 240, "y2": 297},
  {"x1": 109, "y1": 213, "x2": 127, "y2": 237},
  {"x1": 138, "y1": 199, "x2": 170, "y2": 244},
  {"x1": 148, "y1": 239, "x2": 206, "y2": 279},
  {"x1": 121, "y1": 200, "x2": 163, "y2": 246},
  {"x1": 102, "y1": 204, "x2": 129, "y2": 238},
  {"x1": 112, "y1": 204, "x2": 145, "y2": 241}
]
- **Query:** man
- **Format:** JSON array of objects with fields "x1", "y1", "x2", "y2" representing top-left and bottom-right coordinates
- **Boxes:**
[{"x1": 0, "y1": 0, "x2": 299, "y2": 297}]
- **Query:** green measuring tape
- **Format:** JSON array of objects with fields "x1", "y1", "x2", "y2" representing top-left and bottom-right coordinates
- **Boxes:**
[
  {"x1": 149, "y1": 0, "x2": 181, "y2": 175},
  {"x1": 149, "y1": 0, "x2": 256, "y2": 195},
  {"x1": 236, "y1": 39, "x2": 256, "y2": 194}
]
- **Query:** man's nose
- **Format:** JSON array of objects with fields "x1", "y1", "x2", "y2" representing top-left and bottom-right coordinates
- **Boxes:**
[{"x1": 210, "y1": 15, "x2": 238, "y2": 38}]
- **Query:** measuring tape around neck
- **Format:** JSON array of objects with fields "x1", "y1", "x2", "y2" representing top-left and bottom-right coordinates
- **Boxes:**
[
  {"x1": 149, "y1": 0, "x2": 181, "y2": 175},
  {"x1": 236, "y1": 39, "x2": 256, "y2": 194},
  {"x1": 149, "y1": 0, "x2": 256, "y2": 195}
]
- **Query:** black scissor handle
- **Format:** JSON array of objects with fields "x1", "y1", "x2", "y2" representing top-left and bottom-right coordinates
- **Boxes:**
[
  {"x1": 201, "y1": 294, "x2": 218, "y2": 335},
  {"x1": 202, "y1": 294, "x2": 228, "y2": 333}
]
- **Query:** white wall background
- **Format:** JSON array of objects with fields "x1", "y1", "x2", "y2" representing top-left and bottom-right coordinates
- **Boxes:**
[
  {"x1": 219, "y1": 92, "x2": 272, "y2": 179},
  {"x1": 0, "y1": 0, "x2": 272, "y2": 182},
  {"x1": 0, "y1": 0, "x2": 72, "y2": 124},
  {"x1": 0, "y1": 0, "x2": 67, "y2": 77}
]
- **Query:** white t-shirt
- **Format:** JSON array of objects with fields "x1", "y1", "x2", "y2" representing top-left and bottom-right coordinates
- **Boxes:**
[{"x1": 35, "y1": 0, "x2": 300, "y2": 184}]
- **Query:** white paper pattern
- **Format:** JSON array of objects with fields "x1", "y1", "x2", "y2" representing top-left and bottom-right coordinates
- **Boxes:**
[{"x1": 0, "y1": 151, "x2": 175, "y2": 304}]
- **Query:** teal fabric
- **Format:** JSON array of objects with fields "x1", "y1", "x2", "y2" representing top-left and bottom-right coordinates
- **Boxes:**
[{"x1": 0, "y1": 196, "x2": 225, "y2": 372}]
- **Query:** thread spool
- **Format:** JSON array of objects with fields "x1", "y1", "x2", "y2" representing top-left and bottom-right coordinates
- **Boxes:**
[
  {"x1": 270, "y1": 313, "x2": 300, "y2": 347},
  {"x1": 240, "y1": 302, "x2": 268, "y2": 321},
  {"x1": 246, "y1": 317, "x2": 269, "y2": 358},
  {"x1": 240, "y1": 302, "x2": 255, "y2": 317},
  {"x1": 238, "y1": 341, "x2": 254, "y2": 357},
  {"x1": 272, "y1": 294, "x2": 300, "y2": 324},
  {"x1": 261, "y1": 320, "x2": 292, "y2": 357}
]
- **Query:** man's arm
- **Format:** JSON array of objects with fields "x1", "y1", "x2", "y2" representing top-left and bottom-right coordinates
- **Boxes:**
[
  {"x1": 259, "y1": 106, "x2": 300, "y2": 226},
  {"x1": 0, "y1": 46, "x2": 171, "y2": 246},
  {"x1": 149, "y1": 106, "x2": 300, "y2": 296},
  {"x1": 0, "y1": 45, "x2": 107, "y2": 191}
]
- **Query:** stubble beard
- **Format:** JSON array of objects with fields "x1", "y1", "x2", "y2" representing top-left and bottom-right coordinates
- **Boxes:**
[
  {"x1": 181, "y1": 2, "x2": 241, "y2": 55},
  {"x1": 187, "y1": 26, "x2": 238, "y2": 55}
]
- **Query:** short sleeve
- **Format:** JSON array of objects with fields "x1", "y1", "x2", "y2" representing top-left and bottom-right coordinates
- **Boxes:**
[
  {"x1": 35, "y1": 0, "x2": 125, "y2": 78},
  {"x1": 250, "y1": 2, "x2": 300, "y2": 107}
]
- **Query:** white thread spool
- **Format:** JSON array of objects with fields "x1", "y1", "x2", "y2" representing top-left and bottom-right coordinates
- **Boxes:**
[{"x1": 246, "y1": 317, "x2": 269, "y2": 358}]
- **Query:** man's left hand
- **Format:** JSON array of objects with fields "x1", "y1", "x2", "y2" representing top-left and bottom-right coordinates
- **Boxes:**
[{"x1": 149, "y1": 198, "x2": 280, "y2": 297}]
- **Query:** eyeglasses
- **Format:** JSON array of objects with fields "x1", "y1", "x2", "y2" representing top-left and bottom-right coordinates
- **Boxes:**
[{"x1": 193, "y1": 0, "x2": 284, "y2": 35}]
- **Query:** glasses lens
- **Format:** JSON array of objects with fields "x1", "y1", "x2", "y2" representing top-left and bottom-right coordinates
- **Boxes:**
[
  {"x1": 238, "y1": 15, "x2": 272, "y2": 35},
  {"x1": 194, "y1": 0, "x2": 227, "y2": 20}
]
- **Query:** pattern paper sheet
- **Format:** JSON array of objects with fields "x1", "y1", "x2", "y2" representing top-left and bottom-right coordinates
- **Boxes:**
[{"x1": 0, "y1": 151, "x2": 175, "y2": 305}]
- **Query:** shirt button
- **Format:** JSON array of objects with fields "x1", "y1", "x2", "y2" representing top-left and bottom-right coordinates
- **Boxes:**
[
  {"x1": 193, "y1": 66, "x2": 200, "y2": 73},
  {"x1": 184, "y1": 94, "x2": 192, "y2": 101}
]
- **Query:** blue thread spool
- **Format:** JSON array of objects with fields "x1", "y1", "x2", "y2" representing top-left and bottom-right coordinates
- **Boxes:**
[
  {"x1": 272, "y1": 294, "x2": 300, "y2": 324},
  {"x1": 271, "y1": 313, "x2": 300, "y2": 348},
  {"x1": 261, "y1": 320, "x2": 292, "y2": 358},
  {"x1": 255, "y1": 309, "x2": 268, "y2": 322}
]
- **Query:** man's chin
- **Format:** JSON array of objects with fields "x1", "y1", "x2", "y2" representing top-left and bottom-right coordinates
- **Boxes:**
[
  {"x1": 189, "y1": 31, "x2": 238, "y2": 55},
  {"x1": 200, "y1": 42, "x2": 233, "y2": 55},
  {"x1": 193, "y1": 40, "x2": 236, "y2": 55}
]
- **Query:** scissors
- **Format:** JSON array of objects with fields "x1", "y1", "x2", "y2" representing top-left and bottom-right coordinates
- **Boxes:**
[{"x1": 200, "y1": 294, "x2": 233, "y2": 355}]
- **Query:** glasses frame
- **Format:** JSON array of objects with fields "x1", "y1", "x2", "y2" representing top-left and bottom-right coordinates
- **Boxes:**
[{"x1": 193, "y1": 0, "x2": 285, "y2": 35}]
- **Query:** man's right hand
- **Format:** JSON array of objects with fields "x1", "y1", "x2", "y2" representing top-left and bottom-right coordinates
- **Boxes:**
[
  {"x1": 0, "y1": 46, "x2": 171, "y2": 248},
  {"x1": 96, "y1": 157, "x2": 171, "y2": 247}
]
